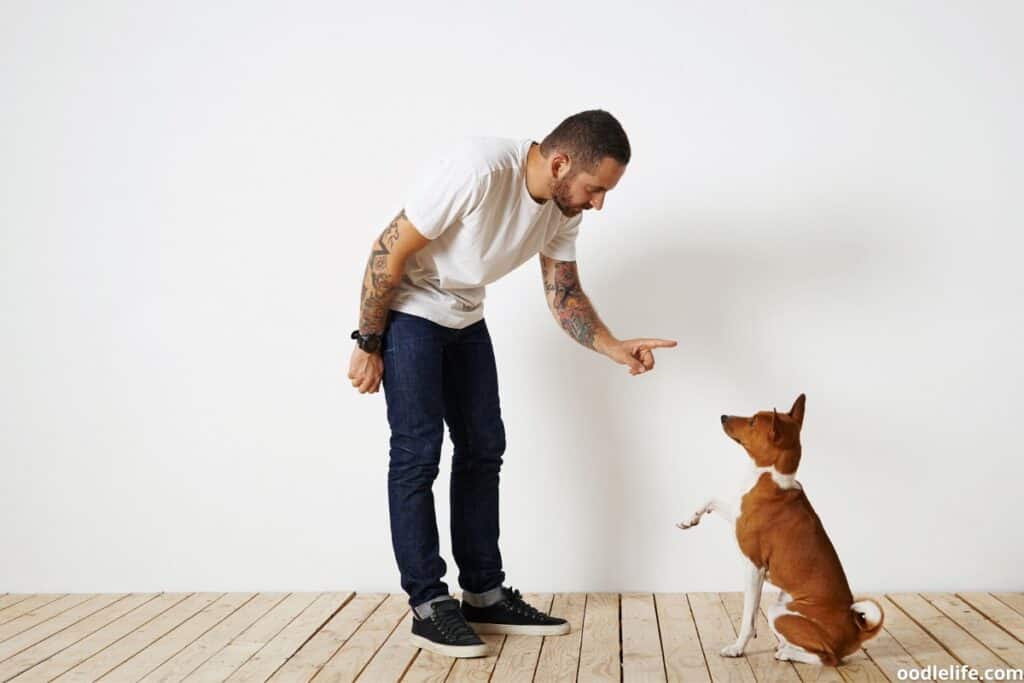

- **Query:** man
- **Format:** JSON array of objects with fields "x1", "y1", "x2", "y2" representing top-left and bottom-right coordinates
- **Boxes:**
[{"x1": 348, "y1": 110, "x2": 677, "y2": 658}]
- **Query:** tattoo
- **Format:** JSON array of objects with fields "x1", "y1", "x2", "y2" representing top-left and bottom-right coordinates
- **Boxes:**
[
  {"x1": 359, "y1": 210, "x2": 405, "y2": 334},
  {"x1": 539, "y1": 254, "x2": 609, "y2": 350}
]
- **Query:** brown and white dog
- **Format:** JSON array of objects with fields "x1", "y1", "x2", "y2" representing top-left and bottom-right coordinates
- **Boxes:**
[{"x1": 677, "y1": 394, "x2": 884, "y2": 666}]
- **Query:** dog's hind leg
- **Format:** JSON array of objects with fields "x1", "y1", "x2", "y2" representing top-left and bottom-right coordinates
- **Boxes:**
[
  {"x1": 775, "y1": 644, "x2": 825, "y2": 665},
  {"x1": 721, "y1": 557, "x2": 766, "y2": 657},
  {"x1": 765, "y1": 591, "x2": 794, "y2": 645},
  {"x1": 771, "y1": 613, "x2": 838, "y2": 666}
]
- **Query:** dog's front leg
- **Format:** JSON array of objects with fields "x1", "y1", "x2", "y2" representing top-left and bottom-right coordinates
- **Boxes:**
[
  {"x1": 721, "y1": 558, "x2": 766, "y2": 657},
  {"x1": 677, "y1": 498, "x2": 735, "y2": 530}
]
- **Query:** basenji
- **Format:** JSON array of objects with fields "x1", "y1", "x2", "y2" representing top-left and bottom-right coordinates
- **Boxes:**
[{"x1": 676, "y1": 394, "x2": 884, "y2": 666}]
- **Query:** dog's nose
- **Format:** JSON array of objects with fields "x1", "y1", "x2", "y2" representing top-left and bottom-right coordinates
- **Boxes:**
[{"x1": 721, "y1": 415, "x2": 728, "y2": 424}]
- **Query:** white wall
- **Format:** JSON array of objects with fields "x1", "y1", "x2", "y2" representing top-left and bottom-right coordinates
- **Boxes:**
[{"x1": 2, "y1": 1, "x2": 1022, "y2": 595}]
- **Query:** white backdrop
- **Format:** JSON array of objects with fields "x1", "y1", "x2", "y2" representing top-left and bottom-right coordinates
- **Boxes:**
[{"x1": 2, "y1": 1, "x2": 1022, "y2": 595}]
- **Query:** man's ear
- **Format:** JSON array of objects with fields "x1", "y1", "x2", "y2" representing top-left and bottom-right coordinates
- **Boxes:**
[
  {"x1": 551, "y1": 152, "x2": 571, "y2": 180},
  {"x1": 789, "y1": 394, "x2": 806, "y2": 427}
]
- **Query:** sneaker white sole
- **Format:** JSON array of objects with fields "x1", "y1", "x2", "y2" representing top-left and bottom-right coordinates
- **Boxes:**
[
  {"x1": 467, "y1": 621, "x2": 571, "y2": 636},
  {"x1": 409, "y1": 634, "x2": 488, "y2": 658}
]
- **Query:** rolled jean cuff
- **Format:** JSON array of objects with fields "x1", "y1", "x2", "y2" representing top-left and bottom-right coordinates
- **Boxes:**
[
  {"x1": 461, "y1": 586, "x2": 505, "y2": 608},
  {"x1": 413, "y1": 594, "x2": 454, "y2": 619}
]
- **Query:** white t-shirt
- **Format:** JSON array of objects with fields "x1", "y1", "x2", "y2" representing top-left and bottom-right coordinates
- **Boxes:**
[{"x1": 390, "y1": 136, "x2": 583, "y2": 329}]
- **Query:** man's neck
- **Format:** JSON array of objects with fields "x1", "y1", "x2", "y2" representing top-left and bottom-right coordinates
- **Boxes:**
[{"x1": 524, "y1": 141, "x2": 551, "y2": 205}]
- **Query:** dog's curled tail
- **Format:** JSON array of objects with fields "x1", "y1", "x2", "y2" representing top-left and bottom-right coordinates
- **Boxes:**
[{"x1": 851, "y1": 598, "x2": 885, "y2": 634}]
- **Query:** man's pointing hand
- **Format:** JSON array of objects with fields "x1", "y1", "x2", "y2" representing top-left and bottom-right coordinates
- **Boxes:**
[{"x1": 598, "y1": 337, "x2": 678, "y2": 375}]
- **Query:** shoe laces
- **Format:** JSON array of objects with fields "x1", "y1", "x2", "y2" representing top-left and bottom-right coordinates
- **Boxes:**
[
  {"x1": 431, "y1": 600, "x2": 477, "y2": 640},
  {"x1": 501, "y1": 587, "x2": 547, "y2": 621}
]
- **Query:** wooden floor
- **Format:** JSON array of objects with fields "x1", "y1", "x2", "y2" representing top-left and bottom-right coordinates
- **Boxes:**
[{"x1": 0, "y1": 592, "x2": 1022, "y2": 682}]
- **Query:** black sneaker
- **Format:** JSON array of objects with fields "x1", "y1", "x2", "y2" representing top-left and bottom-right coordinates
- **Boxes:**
[
  {"x1": 410, "y1": 597, "x2": 488, "y2": 658},
  {"x1": 461, "y1": 587, "x2": 570, "y2": 636}
]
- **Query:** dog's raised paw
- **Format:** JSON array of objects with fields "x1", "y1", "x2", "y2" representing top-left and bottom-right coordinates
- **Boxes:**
[
  {"x1": 676, "y1": 513, "x2": 703, "y2": 529},
  {"x1": 720, "y1": 643, "x2": 745, "y2": 657}
]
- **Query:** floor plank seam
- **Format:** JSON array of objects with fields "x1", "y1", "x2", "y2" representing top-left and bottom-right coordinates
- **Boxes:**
[
  {"x1": 923, "y1": 593, "x2": 1023, "y2": 669},
  {"x1": 0, "y1": 595, "x2": 67, "y2": 629},
  {"x1": 0, "y1": 593, "x2": 130, "y2": 673},
  {"x1": 617, "y1": 593, "x2": 624, "y2": 681},
  {"x1": 685, "y1": 594, "x2": 712, "y2": 682},
  {"x1": 574, "y1": 593, "x2": 587, "y2": 683},
  {"x1": 396, "y1": 645, "x2": 420, "y2": 683},
  {"x1": 991, "y1": 594, "x2": 1024, "y2": 619},
  {"x1": 484, "y1": 631, "x2": 509, "y2": 683},
  {"x1": 858, "y1": 628, "x2": 901, "y2": 683},
  {"x1": 271, "y1": 591, "x2": 357, "y2": 681},
  {"x1": 886, "y1": 593, "x2": 969, "y2": 668},
  {"x1": 132, "y1": 592, "x2": 243, "y2": 682},
  {"x1": 199, "y1": 593, "x2": 283, "y2": 681},
  {"x1": 353, "y1": 602, "x2": 410, "y2": 682},
  {"x1": 529, "y1": 621, "x2": 547, "y2": 683},
  {"x1": 74, "y1": 592, "x2": 192, "y2": 681},
  {"x1": 958, "y1": 592, "x2": 1024, "y2": 646},
  {"x1": 654, "y1": 594, "x2": 670, "y2": 683}
]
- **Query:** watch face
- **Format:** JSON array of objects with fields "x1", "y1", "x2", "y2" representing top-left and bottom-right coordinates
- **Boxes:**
[{"x1": 362, "y1": 335, "x2": 382, "y2": 353}]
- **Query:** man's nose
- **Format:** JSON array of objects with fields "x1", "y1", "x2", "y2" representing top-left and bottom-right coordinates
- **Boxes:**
[{"x1": 721, "y1": 415, "x2": 729, "y2": 424}]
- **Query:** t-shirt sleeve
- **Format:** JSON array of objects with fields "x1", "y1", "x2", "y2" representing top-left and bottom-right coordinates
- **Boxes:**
[
  {"x1": 540, "y1": 214, "x2": 582, "y2": 261},
  {"x1": 401, "y1": 151, "x2": 487, "y2": 240}
]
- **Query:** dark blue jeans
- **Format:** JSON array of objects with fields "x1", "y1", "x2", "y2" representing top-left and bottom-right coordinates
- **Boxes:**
[{"x1": 381, "y1": 310, "x2": 506, "y2": 608}]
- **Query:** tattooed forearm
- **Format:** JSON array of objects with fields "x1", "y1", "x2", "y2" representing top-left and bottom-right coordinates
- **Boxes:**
[
  {"x1": 540, "y1": 254, "x2": 611, "y2": 351},
  {"x1": 359, "y1": 210, "x2": 404, "y2": 334}
]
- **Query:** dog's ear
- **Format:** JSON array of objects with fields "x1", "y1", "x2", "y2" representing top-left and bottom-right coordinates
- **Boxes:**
[
  {"x1": 770, "y1": 409, "x2": 781, "y2": 442},
  {"x1": 789, "y1": 394, "x2": 806, "y2": 427}
]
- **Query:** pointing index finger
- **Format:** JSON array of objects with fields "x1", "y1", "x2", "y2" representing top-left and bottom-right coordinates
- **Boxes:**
[{"x1": 640, "y1": 338, "x2": 678, "y2": 348}]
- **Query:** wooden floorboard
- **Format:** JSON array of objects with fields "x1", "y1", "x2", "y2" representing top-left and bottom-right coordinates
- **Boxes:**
[
  {"x1": 621, "y1": 593, "x2": 664, "y2": 682},
  {"x1": 888, "y1": 593, "x2": 1009, "y2": 677},
  {"x1": 655, "y1": 593, "x2": 710, "y2": 683},
  {"x1": 533, "y1": 593, "x2": 587, "y2": 683},
  {"x1": 490, "y1": 593, "x2": 553, "y2": 683},
  {"x1": 721, "y1": 591, "x2": 800, "y2": 683},
  {"x1": 0, "y1": 593, "x2": 1021, "y2": 681},
  {"x1": 578, "y1": 593, "x2": 619, "y2": 683}
]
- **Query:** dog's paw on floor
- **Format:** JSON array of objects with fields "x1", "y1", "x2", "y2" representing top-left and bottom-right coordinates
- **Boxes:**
[{"x1": 720, "y1": 642, "x2": 746, "y2": 657}]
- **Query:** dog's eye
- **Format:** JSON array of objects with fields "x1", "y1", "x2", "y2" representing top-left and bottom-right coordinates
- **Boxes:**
[{"x1": 749, "y1": 417, "x2": 756, "y2": 425}]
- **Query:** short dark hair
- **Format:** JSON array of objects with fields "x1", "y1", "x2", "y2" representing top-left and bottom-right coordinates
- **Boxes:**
[{"x1": 540, "y1": 109, "x2": 631, "y2": 173}]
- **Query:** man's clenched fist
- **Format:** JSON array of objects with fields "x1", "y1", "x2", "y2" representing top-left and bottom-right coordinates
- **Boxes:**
[{"x1": 349, "y1": 347, "x2": 383, "y2": 393}]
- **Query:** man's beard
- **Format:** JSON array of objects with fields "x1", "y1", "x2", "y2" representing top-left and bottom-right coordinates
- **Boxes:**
[{"x1": 550, "y1": 175, "x2": 584, "y2": 217}]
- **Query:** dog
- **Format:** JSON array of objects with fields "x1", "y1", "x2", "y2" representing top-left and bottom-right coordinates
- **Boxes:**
[{"x1": 677, "y1": 394, "x2": 884, "y2": 666}]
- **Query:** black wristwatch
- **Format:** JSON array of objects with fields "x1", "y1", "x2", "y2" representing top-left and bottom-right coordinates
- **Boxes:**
[{"x1": 351, "y1": 329, "x2": 382, "y2": 353}]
